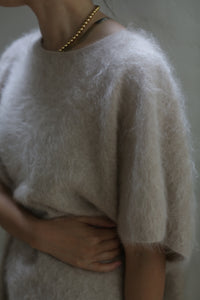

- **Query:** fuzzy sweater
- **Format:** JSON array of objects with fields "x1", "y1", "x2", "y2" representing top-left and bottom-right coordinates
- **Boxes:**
[{"x1": 0, "y1": 24, "x2": 198, "y2": 300}]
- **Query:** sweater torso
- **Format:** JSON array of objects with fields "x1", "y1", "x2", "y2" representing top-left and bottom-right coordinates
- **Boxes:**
[
  {"x1": 0, "y1": 25, "x2": 196, "y2": 300},
  {"x1": 0, "y1": 27, "x2": 135, "y2": 299}
]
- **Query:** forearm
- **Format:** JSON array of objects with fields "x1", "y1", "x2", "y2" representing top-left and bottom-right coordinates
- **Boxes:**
[
  {"x1": 0, "y1": 183, "x2": 38, "y2": 248},
  {"x1": 124, "y1": 244, "x2": 166, "y2": 300}
]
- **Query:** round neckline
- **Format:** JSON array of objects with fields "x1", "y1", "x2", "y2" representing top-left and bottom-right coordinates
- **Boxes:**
[{"x1": 35, "y1": 27, "x2": 129, "y2": 56}]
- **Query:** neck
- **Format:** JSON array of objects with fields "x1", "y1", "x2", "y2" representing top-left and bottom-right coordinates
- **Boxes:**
[{"x1": 27, "y1": 0, "x2": 100, "y2": 51}]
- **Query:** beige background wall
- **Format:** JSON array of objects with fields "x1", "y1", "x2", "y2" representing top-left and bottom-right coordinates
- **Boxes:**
[{"x1": 0, "y1": 0, "x2": 199, "y2": 298}]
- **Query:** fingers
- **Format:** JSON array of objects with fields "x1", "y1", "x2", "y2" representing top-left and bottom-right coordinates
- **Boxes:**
[
  {"x1": 77, "y1": 216, "x2": 116, "y2": 228},
  {"x1": 94, "y1": 248, "x2": 122, "y2": 263},
  {"x1": 87, "y1": 260, "x2": 122, "y2": 273},
  {"x1": 94, "y1": 227, "x2": 119, "y2": 241},
  {"x1": 74, "y1": 236, "x2": 123, "y2": 273},
  {"x1": 98, "y1": 238, "x2": 122, "y2": 253}
]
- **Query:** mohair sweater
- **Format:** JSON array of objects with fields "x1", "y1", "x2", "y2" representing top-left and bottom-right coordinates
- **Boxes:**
[{"x1": 0, "y1": 24, "x2": 198, "y2": 300}]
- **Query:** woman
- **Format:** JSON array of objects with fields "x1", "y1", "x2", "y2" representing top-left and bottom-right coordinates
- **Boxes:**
[{"x1": 0, "y1": 0, "x2": 197, "y2": 299}]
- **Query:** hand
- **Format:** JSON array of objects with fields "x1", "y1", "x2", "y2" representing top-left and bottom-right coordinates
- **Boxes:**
[{"x1": 32, "y1": 215, "x2": 123, "y2": 272}]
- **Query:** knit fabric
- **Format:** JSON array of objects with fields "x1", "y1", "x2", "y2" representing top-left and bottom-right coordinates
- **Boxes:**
[{"x1": 0, "y1": 24, "x2": 198, "y2": 300}]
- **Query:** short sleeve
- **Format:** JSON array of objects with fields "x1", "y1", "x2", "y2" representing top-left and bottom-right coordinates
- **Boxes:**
[
  {"x1": 0, "y1": 45, "x2": 14, "y2": 100},
  {"x1": 116, "y1": 53, "x2": 198, "y2": 263},
  {"x1": 0, "y1": 41, "x2": 19, "y2": 188},
  {"x1": 0, "y1": 29, "x2": 32, "y2": 98}
]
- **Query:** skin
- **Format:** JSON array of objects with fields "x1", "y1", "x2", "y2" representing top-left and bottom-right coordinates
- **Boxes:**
[
  {"x1": 0, "y1": 183, "x2": 123, "y2": 272},
  {"x1": 125, "y1": 244, "x2": 166, "y2": 300},
  {"x1": 0, "y1": 1, "x2": 166, "y2": 298},
  {"x1": 0, "y1": 0, "x2": 126, "y2": 51}
]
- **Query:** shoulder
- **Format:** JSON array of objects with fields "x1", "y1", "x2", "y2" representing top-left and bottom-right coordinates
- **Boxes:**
[
  {"x1": 0, "y1": 28, "x2": 39, "y2": 72},
  {"x1": 113, "y1": 25, "x2": 179, "y2": 95},
  {"x1": 121, "y1": 26, "x2": 172, "y2": 75},
  {"x1": 0, "y1": 28, "x2": 39, "y2": 91},
  {"x1": 115, "y1": 26, "x2": 185, "y2": 120}
]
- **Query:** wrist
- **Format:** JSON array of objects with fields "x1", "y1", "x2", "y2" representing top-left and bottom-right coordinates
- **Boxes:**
[
  {"x1": 17, "y1": 205, "x2": 42, "y2": 250},
  {"x1": 25, "y1": 214, "x2": 43, "y2": 250},
  {"x1": 0, "y1": 187, "x2": 43, "y2": 250}
]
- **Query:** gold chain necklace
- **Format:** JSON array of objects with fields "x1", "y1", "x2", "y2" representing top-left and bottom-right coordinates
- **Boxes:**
[{"x1": 58, "y1": 4, "x2": 101, "y2": 52}]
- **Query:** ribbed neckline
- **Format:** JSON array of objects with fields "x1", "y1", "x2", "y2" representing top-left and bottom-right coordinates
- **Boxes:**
[{"x1": 32, "y1": 27, "x2": 130, "y2": 57}]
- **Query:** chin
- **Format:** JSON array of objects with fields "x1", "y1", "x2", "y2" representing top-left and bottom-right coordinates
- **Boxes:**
[{"x1": 0, "y1": 0, "x2": 26, "y2": 6}]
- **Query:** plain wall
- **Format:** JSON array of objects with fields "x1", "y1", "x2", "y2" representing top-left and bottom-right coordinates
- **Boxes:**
[{"x1": 0, "y1": 0, "x2": 199, "y2": 299}]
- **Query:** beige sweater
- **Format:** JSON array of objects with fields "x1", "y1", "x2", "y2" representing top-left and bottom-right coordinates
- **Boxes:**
[{"x1": 0, "y1": 24, "x2": 198, "y2": 300}]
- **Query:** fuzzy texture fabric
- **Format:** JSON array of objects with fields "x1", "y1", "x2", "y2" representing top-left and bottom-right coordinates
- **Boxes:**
[{"x1": 0, "y1": 24, "x2": 198, "y2": 300}]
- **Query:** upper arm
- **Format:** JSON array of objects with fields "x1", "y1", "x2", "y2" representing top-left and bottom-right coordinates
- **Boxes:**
[{"x1": 124, "y1": 242, "x2": 166, "y2": 300}]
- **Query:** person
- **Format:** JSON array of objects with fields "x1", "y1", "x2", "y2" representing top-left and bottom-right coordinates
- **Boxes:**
[{"x1": 0, "y1": 0, "x2": 197, "y2": 299}]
